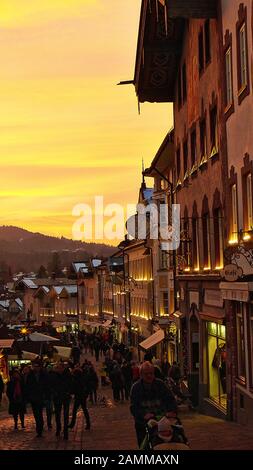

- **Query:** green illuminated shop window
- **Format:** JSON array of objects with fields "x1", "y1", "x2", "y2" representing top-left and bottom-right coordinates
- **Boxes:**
[
  {"x1": 208, "y1": 322, "x2": 217, "y2": 336},
  {"x1": 218, "y1": 324, "x2": 226, "y2": 339}
]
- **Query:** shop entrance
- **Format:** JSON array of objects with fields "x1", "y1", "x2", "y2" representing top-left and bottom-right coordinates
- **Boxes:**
[{"x1": 207, "y1": 322, "x2": 226, "y2": 409}]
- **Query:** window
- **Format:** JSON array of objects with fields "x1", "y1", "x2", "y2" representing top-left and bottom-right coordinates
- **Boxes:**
[
  {"x1": 200, "y1": 118, "x2": 207, "y2": 158},
  {"x1": 199, "y1": 29, "x2": 204, "y2": 74},
  {"x1": 176, "y1": 147, "x2": 181, "y2": 180},
  {"x1": 192, "y1": 218, "x2": 200, "y2": 270},
  {"x1": 191, "y1": 130, "x2": 196, "y2": 167},
  {"x1": 203, "y1": 213, "x2": 211, "y2": 269},
  {"x1": 182, "y1": 63, "x2": 187, "y2": 102},
  {"x1": 239, "y1": 23, "x2": 248, "y2": 89},
  {"x1": 231, "y1": 184, "x2": 238, "y2": 243},
  {"x1": 183, "y1": 139, "x2": 188, "y2": 177},
  {"x1": 236, "y1": 302, "x2": 246, "y2": 381},
  {"x1": 162, "y1": 292, "x2": 169, "y2": 316},
  {"x1": 210, "y1": 106, "x2": 218, "y2": 154},
  {"x1": 205, "y1": 20, "x2": 211, "y2": 64},
  {"x1": 213, "y1": 208, "x2": 224, "y2": 269},
  {"x1": 246, "y1": 173, "x2": 253, "y2": 231},
  {"x1": 225, "y1": 47, "x2": 233, "y2": 107},
  {"x1": 236, "y1": 5, "x2": 250, "y2": 104},
  {"x1": 182, "y1": 219, "x2": 191, "y2": 268},
  {"x1": 160, "y1": 249, "x2": 168, "y2": 270}
]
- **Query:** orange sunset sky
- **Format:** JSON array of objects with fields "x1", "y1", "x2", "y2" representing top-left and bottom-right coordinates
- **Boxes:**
[{"x1": 0, "y1": 0, "x2": 173, "y2": 242}]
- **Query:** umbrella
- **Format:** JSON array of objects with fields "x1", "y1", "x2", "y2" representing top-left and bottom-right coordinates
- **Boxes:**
[{"x1": 17, "y1": 332, "x2": 60, "y2": 342}]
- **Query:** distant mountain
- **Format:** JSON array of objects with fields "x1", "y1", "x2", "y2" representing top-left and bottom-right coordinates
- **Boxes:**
[{"x1": 0, "y1": 226, "x2": 115, "y2": 274}]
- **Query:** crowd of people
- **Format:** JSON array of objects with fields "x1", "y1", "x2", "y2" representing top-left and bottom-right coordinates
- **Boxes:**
[
  {"x1": 4, "y1": 359, "x2": 98, "y2": 440},
  {"x1": 1, "y1": 328, "x2": 185, "y2": 448}
]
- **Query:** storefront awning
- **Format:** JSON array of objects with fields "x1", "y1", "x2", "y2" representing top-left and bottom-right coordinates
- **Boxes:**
[
  {"x1": 199, "y1": 311, "x2": 225, "y2": 324},
  {"x1": 54, "y1": 346, "x2": 71, "y2": 359},
  {"x1": 139, "y1": 329, "x2": 165, "y2": 350},
  {"x1": 0, "y1": 339, "x2": 14, "y2": 349}
]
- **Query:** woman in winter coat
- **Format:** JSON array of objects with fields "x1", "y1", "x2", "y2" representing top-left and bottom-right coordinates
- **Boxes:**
[{"x1": 6, "y1": 369, "x2": 26, "y2": 429}]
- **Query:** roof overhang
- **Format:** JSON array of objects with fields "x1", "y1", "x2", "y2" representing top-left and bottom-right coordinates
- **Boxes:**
[
  {"x1": 144, "y1": 130, "x2": 174, "y2": 177},
  {"x1": 134, "y1": 0, "x2": 218, "y2": 104}
]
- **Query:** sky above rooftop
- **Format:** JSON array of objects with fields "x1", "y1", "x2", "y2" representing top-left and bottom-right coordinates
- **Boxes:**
[{"x1": 0, "y1": 0, "x2": 172, "y2": 242}]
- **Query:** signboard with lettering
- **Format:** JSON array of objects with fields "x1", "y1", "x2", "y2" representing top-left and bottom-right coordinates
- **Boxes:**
[{"x1": 221, "y1": 264, "x2": 243, "y2": 282}]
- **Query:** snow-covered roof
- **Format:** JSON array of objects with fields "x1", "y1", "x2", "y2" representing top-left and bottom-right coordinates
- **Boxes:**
[
  {"x1": 64, "y1": 285, "x2": 77, "y2": 295},
  {"x1": 41, "y1": 286, "x2": 50, "y2": 294},
  {"x1": 53, "y1": 286, "x2": 64, "y2": 295},
  {"x1": 72, "y1": 262, "x2": 88, "y2": 273},
  {"x1": 0, "y1": 300, "x2": 9, "y2": 309},
  {"x1": 91, "y1": 259, "x2": 102, "y2": 268},
  {"x1": 52, "y1": 285, "x2": 77, "y2": 296},
  {"x1": 13, "y1": 298, "x2": 23, "y2": 309},
  {"x1": 21, "y1": 278, "x2": 38, "y2": 289}
]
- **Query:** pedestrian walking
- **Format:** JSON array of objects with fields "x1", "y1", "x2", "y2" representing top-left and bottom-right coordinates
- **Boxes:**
[
  {"x1": 121, "y1": 361, "x2": 132, "y2": 400},
  {"x1": 87, "y1": 364, "x2": 99, "y2": 404},
  {"x1": 109, "y1": 361, "x2": 124, "y2": 402},
  {"x1": 6, "y1": 369, "x2": 26, "y2": 430},
  {"x1": 26, "y1": 361, "x2": 47, "y2": 437},
  {"x1": 51, "y1": 362, "x2": 73, "y2": 440},
  {"x1": 68, "y1": 368, "x2": 90, "y2": 430}
]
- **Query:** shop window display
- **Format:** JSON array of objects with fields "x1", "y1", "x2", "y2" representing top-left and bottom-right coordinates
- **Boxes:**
[{"x1": 207, "y1": 322, "x2": 227, "y2": 409}]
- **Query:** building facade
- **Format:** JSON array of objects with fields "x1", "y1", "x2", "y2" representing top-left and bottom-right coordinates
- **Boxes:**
[
  {"x1": 134, "y1": 0, "x2": 229, "y2": 416},
  {"x1": 220, "y1": 0, "x2": 253, "y2": 424}
]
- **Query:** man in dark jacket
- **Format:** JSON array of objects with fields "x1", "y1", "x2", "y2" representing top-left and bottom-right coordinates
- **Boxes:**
[
  {"x1": 26, "y1": 361, "x2": 47, "y2": 437},
  {"x1": 130, "y1": 361, "x2": 177, "y2": 448},
  {"x1": 68, "y1": 368, "x2": 90, "y2": 430},
  {"x1": 51, "y1": 363, "x2": 73, "y2": 440}
]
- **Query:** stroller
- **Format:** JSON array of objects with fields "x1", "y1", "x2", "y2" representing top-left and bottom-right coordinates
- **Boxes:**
[{"x1": 141, "y1": 412, "x2": 190, "y2": 450}]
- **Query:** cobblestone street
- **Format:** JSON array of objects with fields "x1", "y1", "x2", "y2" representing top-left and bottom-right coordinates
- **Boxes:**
[{"x1": 1, "y1": 355, "x2": 253, "y2": 451}]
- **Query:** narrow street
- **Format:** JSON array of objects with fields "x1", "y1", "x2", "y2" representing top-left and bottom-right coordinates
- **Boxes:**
[{"x1": 1, "y1": 354, "x2": 253, "y2": 451}]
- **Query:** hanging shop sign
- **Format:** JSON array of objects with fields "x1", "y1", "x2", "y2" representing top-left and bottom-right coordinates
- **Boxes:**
[
  {"x1": 224, "y1": 246, "x2": 253, "y2": 277},
  {"x1": 221, "y1": 264, "x2": 243, "y2": 282}
]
